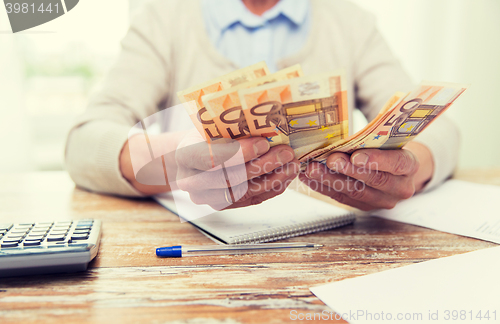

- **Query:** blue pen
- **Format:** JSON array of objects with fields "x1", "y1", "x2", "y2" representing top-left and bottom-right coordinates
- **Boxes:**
[{"x1": 156, "y1": 242, "x2": 322, "y2": 257}]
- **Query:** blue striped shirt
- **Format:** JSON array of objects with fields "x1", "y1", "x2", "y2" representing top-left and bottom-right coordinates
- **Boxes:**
[{"x1": 202, "y1": 0, "x2": 311, "y2": 72}]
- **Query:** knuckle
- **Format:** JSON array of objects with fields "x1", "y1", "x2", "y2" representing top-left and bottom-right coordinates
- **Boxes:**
[
  {"x1": 393, "y1": 152, "x2": 410, "y2": 174},
  {"x1": 348, "y1": 187, "x2": 366, "y2": 200},
  {"x1": 259, "y1": 159, "x2": 276, "y2": 174},
  {"x1": 226, "y1": 165, "x2": 248, "y2": 186},
  {"x1": 176, "y1": 146, "x2": 197, "y2": 168},
  {"x1": 393, "y1": 152, "x2": 417, "y2": 175},
  {"x1": 239, "y1": 190, "x2": 253, "y2": 202},
  {"x1": 176, "y1": 177, "x2": 193, "y2": 191},
  {"x1": 413, "y1": 158, "x2": 420, "y2": 175},
  {"x1": 368, "y1": 171, "x2": 390, "y2": 188},
  {"x1": 359, "y1": 205, "x2": 376, "y2": 212},
  {"x1": 183, "y1": 170, "x2": 227, "y2": 190},
  {"x1": 330, "y1": 192, "x2": 346, "y2": 204},
  {"x1": 188, "y1": 192, "x2": 204, "y2": 205},
  {"x1": 382, "y1": 200, "x2": 398, "y2": 210},
  {"x1": 398, "y1": 186, "x2": 415, "y2": 199},
  {"x1": 209, "y1": 202, "x2": 227, "y2": 211},
  {"x1": 249, "y1": 196, "x2": 265, "y2": 206},
  {"x1": 232, "y1": 181, "x2": 253, "y2": 202}
]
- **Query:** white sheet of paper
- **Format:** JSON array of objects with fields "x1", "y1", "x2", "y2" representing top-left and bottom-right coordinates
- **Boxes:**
[
  {"x1": 372, "y1": 180, "x2": 500, "y2": 244},
  {"x1": 311, "y1": 246, "x2": 500, "y2": 324}
]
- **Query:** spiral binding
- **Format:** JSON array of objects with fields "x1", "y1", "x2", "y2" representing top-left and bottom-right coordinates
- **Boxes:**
[{"x1": 227, "y1": 214, "x2": 355, "y2": 244}]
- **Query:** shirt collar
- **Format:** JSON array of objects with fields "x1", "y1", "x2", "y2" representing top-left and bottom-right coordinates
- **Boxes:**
[{"x1": 204, "y1": 0, "x2": 309, "y2": 32}]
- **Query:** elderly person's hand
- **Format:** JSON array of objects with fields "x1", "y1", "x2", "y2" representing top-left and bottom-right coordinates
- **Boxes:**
[
  {"x1": 299, "y1": 142, "x2": 434, "y2": 211},
  {"x1": 120, "y1": 129, "x2": 300, "y2": 210},
  {"x1": 174, "y1": 132, "x2": 300, "y2": 210}
]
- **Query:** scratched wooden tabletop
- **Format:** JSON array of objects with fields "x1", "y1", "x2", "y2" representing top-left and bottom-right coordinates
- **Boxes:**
[{"x1": 0, "y1": 169, "x2": 498, "y2": 324}]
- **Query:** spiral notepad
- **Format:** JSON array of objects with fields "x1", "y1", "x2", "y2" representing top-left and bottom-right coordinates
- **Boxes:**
[{"x1": 156, "y1": 189, "x2": 355, "y2": 244}]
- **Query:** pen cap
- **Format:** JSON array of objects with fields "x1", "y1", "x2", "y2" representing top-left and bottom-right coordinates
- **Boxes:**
[{"x1": 156, "y1": 246, "x2": 182, "y2": 257}]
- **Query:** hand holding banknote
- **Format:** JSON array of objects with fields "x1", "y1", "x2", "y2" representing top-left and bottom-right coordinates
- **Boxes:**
[
  {"x1": 300, "y1": 142, "x2": 433, "y2": 211},
  {"x1": 120, "y1": 128, "x2": 300, "y2": 209},
  {"x1": 176, "y1": 62, "x2": 467, "y2": 211},
  {"x1": 173, "y1": 130, "x2": 300, "y2": 210},
  {"x1": 298, "y1": 81, "x2": 466, "y2": 210}
]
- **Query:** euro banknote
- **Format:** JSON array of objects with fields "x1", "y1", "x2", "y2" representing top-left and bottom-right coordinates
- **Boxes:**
[
  {"x1": 177, "y1": 61, "x2": 270, "y2": 141},
  {"x1": 202, "y1": 64, "x2": 303, "y2": 140},
  {"x1": 239, "y1": 70, "x2": 349, "y2": 158},
  {"x1": 304, "y1": 82, "x2": 468, "y2": 164},
  {"x1": 178, "y1": 63, "x2": 468, "y2": 167}
]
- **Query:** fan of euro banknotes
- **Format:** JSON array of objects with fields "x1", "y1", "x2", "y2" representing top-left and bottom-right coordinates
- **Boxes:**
[{"x1": 178, "y1": 62, "x2": 467, "y2": 165}]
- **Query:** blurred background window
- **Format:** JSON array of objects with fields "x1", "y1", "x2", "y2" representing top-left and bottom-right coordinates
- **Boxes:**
[
  {"x1": 0, "y1": 0, "x2": 128, "y2": 171},
  {"x1": 0, "y1": 0, "x2": 499, "y2": 173}
]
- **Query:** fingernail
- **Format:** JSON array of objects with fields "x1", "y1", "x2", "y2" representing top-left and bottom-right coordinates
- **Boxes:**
[
  {"x1": 331, "y1": 157, "x2": 347, "y2": 171},
  {"x1": 254, "y1": 139, "x2": 270, "y2": 155},
  {"x1": 277, "y1": 150, "x2": 294, "y2": 164},
  {"x1": 309, "y1": 167, "x2": 325, "y2": 179},
  {"x1": 352, "y1": 153, "x2": 369, "y2": 166}
]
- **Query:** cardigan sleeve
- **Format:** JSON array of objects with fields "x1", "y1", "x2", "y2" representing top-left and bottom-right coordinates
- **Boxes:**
[{"x1": 65, "y1": 1, "x2": 172, "y2": 196}]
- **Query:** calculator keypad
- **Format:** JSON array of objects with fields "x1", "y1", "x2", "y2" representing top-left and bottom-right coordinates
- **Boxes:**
[{"x1": 0, "y1": 220, "x2": 95, "y2": 249}]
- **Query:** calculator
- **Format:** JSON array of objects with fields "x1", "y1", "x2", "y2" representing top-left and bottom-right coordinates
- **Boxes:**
[{"x1": 0, "y1": 219, "x2": 101, "y2": 277}]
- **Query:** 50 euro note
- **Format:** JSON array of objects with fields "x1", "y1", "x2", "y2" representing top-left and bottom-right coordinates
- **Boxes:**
[
  {"x1": 239, "y1": 70, "x2": 349, "y2": 158},
  {"x1": 303, "y1": 91, "x2": 407, "y2": 163},
  {"x1": 201, "y1": 64, "x2": 303, "y2": 140},
  {"x1": 305, "y1": 81, "x2": 468, "y2": 164},
  {"x1": 177, "y1": 61, "x2": 270, "y2": 141}
]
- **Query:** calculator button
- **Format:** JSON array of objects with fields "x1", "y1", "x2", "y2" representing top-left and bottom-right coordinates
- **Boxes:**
[
  {"x1": 37, "y1": 222, "x2": 53, "y2": 225},
  {"x1": 0, "y1": 224, "x2": 13, "y2": 231},
  {"x1": 49, "y1": 229, "x2": 68, "y2": 235},
  {"x1": 77, "y1": 221, "x2": 92, "y2": 225},
  {"x1": 73, "y1": 230, "x2": 90, "y2": 235},
  {"x1": 33, "y1": 225, "x2": 51, "y2": 229},
  {"x1": 18, "y1": 223, "x2": 34, "y2": 227},
  {"x1": 75, "y1": 227, "x2": 92, "y2": 231},
  {"x1": 2, "y1": 237, "x2": 21, "y2": 241},
  {"x1": 70, "y1": 234, "x2": 89, "y2": 240},
  {"x1": 31, "y1": 229, "x2": 48, "y2": 234},
  {"x1": 32, "y1": 229, "x2": 50, "y2": 234},
  {"x1": 74, "y1": 228, "x2": 90, "y2": 232},
  {"x1": 50, "y1": 230, "x2": 68, "y2": 234},
  {"x1": 23, "y1": 240, "x2": 41, "y2": 246},
  {"x1": 10, "y1": 230, "x2": 29, "y2": 235},
  {"x1": 47, "y1": 235, "x2": 66, "y2": 242},
  {"x1": 77, "y1": 223, "x2": 93, "y2": 227},
  {"x1": 26, "y1": 235, "x2": 45, "y2": 241},
  {"x1": 12, "y1": 227, "x2": 30, "y2": 232},
  {"x1": 76, "y1": 224, "x2": 93, "y2": 228},
  {"x1": 53, "y1": 225, "x2": 70, "y2": 230},
  {"x1": 54, "y1": 223, "x2": 70, "y2": 226},
  {"x1": 1, "y1": 242, "x2": 19, "y2": 248},
  {"x1": 6, "y1": 235, "x2": 24, "y2": 240}
]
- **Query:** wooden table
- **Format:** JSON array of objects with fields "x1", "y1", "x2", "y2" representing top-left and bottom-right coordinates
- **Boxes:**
[{"x1": 0, "y1": 169, "x2": 498, "y2": 323}]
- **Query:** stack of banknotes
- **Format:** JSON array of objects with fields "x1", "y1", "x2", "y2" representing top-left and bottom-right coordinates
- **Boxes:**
[{"x1": 178, "y1": 62, "x2": 467, "y2": 165}]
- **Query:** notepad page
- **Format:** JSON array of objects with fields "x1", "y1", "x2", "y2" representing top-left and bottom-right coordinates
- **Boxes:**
[
  {"x1": 156, "y1": 189, "x2": 354, "y2": 244},
  {"x1": 372, "y1": 180, "x2": 500, "y2": 244}
]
